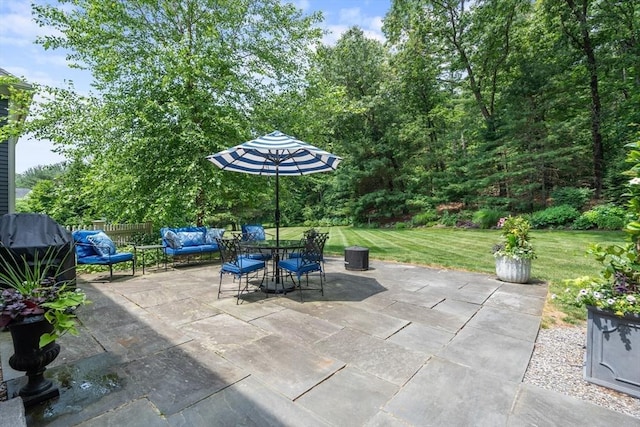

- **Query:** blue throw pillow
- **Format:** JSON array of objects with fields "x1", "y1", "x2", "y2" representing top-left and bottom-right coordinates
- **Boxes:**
[
  {"x1": 164, "y1": 230, "x2": 183, "y2": 249},
  {"x1": 177, "y1": 231, "x2": 204, "y2": 247},
  {"x1": 205, "y1": 228, "x2": 225, "y2": 244},
  {"x1": 87, "y1": 231, "x2": 117, "y2": 256}
]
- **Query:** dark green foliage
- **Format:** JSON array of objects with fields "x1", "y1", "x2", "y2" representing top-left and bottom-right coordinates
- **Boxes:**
[
  {"x1": 472, "y1": 209, "x2": 508, "y2": 229},
  {"x1": 550, "y1": 187, "x2": 593, "y2": 211},
  {"x1": 572, "y1": 204, "x2": 627, "y2": 230},
  {"x1": 530, "y1": 205, "x2": 581, "y2": 229}
]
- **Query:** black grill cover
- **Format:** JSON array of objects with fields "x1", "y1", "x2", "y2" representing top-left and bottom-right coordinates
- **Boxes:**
[{"x1": 0, "y1": 213, "x2": 76, "y2": 285}]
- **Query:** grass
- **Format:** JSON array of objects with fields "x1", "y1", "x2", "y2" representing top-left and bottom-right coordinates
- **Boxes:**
[{"x1": 275, "y1": 225, "x2": 625, "y2": 326}]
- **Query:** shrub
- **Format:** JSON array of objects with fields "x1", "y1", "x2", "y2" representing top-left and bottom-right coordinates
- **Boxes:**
[
  {"x1": 412, "y1": 210, "x2": 439, "y2": 226},
  {"x1": 394, "y1": 221, "x2": 411, "y2": 229},
  {"x1": 472, "y1": 208, "x2": 508, "y2": 229},
  {"x1": 550, "y1": 187, "x2": 593, "y2": 210},
  {"x1": 530, "y1": 205, "x2": 581, "y2": 228},
  {"x1": 572, "y1": 204, "x2": 627, "y2": 230}
]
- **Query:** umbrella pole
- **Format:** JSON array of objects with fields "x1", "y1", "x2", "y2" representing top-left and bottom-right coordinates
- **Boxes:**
[{"x1": 275, "y1": 168, "x2": 280, "y2": 247}]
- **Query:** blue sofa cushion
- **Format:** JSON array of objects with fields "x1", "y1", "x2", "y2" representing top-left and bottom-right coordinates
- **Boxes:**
[
  {"x1": 177, "y1": 231, "x2": 205, "y2": 247},
  {"x1": 164, "y1": 246, "x2": 203, "y2": 256},
  {"x1": 87, "y1": 231, "x2": 117, "y2": 256},
  {"x1": 205, "y1": 228, "x2": 225, "y2": 244},
  {"x1": 163, "y1": 230, "x2": 183, "y2": 249}
]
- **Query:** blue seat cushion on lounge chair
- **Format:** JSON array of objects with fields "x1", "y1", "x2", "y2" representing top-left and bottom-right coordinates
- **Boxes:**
[
  {"x1": 77, "y1": 252, "x2": 134, "y2": 265},
  {"x1": 279, "y1": 258, "x2": 321, "y2": 276},
  {"x1": 221, "y1": 258, "x2": 265, "y2": 275}
]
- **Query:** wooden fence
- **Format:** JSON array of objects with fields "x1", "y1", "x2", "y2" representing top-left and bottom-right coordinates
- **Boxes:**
[{"x1": 65, "y1": 220, "x2": 153, "y2": 246}]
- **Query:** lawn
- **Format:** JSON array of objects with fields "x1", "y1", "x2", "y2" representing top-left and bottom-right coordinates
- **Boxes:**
[{"x1": 276, "y1": 225, "x2": 625, "y2": 326}]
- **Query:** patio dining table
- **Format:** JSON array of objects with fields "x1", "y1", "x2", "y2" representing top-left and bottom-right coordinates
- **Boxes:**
[{"x1": 239, "y1": 239, "x2": 304, "y2": 293}]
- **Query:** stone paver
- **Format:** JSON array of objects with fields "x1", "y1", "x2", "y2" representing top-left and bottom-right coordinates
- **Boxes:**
[
  {"x1": 383, "y1": 357, "x2": 519, "y2": 426},
  {"x1": 297, "y1": 367, "x2": 398, "y2": 426}
]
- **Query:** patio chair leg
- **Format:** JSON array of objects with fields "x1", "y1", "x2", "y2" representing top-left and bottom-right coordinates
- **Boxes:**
[{"x1": 109, "y1": 264, "x2": 113, "y2": 281}]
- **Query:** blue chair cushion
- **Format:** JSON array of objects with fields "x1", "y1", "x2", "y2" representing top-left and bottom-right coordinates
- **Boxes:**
[
  {"x1": 221, "y1": 258, "x2": 265, "y2": 275},
  {"x1": 87, "y1": 231, "x2": 117, "y2": 256},
  {"x1": 243, "y1": 252, "x2": 272, "y2": 261},
  {"x1": 205, "y1": 228, "x2": 225, "y2": 244},
  {"x1": 279, "y1": 258, "x2": 321, "y2": 276},
  {"x1": 163, "y1": 230, "x2": 183, "y2": 249}
]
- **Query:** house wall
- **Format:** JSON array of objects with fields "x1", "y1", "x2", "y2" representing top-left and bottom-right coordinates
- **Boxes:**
[{"x1": 0, "y1": 98, "x2": 9, "y2": 215}]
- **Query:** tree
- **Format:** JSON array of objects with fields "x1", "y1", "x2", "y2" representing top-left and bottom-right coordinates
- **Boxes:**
[
  {"x1": 28, "y1": 0, "x2": 322, "y2": 226},
  {"x1": 385, "y1": 0, "x2": 533, "y2": 209},
  {"x1": 15, "y1": 163, "x2": 66, "y2": 189}
]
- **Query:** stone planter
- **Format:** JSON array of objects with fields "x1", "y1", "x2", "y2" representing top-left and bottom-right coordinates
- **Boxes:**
[
  {"x1": 494, "y1": 256, "x2": 531, "y2": 283},
  {"x1": 585, "y1": 306, "x2": 640, "y2": 398}
]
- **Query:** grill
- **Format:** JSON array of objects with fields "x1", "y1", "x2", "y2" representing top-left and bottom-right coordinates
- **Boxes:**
[{"x1": 0, "y1": 213, "x2": 76, "y2": 286}]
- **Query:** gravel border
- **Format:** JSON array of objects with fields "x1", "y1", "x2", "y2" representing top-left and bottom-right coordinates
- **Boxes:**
[{"x1": 524, "y1": 325, "x2": 640, "y2": 419}]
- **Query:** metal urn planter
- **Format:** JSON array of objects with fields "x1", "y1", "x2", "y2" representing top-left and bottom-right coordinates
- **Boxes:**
[
  {"x1": 8, "y1": 315, "x2": 61, "y2": 406},
  {"x1": 585, "y1": 306, "x2": 640, "y2": 398},
  {"x1": 495, "y1": 256, "x2": 531, "y2": 284}
]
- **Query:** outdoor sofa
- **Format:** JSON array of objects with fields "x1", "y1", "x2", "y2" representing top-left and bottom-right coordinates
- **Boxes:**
[{"x1": 160, "y1": 226, "x2": 225, "y2": 266}]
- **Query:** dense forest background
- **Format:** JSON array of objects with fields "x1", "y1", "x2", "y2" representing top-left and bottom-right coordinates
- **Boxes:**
[{"x1": 10, "y1": 0, "x2": 640, "y2": 230}]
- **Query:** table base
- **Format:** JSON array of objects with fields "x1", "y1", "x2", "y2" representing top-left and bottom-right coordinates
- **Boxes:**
[{"x1": 261, "y1": 280, "x2": 295, "y2": 294}]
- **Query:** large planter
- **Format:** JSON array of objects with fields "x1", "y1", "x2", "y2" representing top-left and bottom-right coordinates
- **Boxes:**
[
  {"x1": 8, "y1": 315, "x2": 61, "y2": 406},
  {"x1": 494, "y1": 255, "x2": 531, "y2": 283},
  {"x1": 585, "y1": 306, "x2": 640, "y2": 398}
]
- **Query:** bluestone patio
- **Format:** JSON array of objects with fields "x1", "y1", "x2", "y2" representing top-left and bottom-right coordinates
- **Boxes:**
[{"x1": 1, "y1": 257, "x2": 638, "y2": 426}]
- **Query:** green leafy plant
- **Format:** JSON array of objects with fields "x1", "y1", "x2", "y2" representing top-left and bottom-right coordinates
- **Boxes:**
[
  {"x1": 561, "y1": 139, "x2": 640, "y2": 316},
  {"x1": 0, "y1": 249, "x2": 88, "y2": 347},
  {"x1": 492, "y1": 216, "x2": 536, "y2": 260}
]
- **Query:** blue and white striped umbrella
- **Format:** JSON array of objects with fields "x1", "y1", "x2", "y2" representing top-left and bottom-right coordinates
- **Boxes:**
[
  {"x1": 206, "y1": 130, "x2": 342, "y2": 176},
  {"x1": 206, "y1": 131, "x2": 342, "y2": 243}
]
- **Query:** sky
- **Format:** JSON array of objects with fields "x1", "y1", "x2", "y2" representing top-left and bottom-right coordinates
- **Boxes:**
[{"x1": 0, "y1": 0, "x2": 391, "y2": 174}]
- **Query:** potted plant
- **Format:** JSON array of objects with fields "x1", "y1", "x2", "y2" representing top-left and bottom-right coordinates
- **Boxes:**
[
  {"x1": 0, "y1": 249, "x2": 88, "y2": 405},
  {"x1": 561, "y1": 139, "x2": 640, "y2": 399},
  {"x1": 492, "y1": 215, "x2": 536, "y2": 283}
]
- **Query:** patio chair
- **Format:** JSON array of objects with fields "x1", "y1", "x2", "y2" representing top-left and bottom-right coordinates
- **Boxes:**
[
  {"x1": 216, "y1": 237, "x2": 266, "y2": 304},
  {"x1": 72, "y1": 230, "x2": 135, "y2": 280},
  {"x1": 289, "y1": 230, "x2": 329, "y2": 277},
  {"x1": 278, "y1": 233, "x2": 328, "y2": 302}
]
